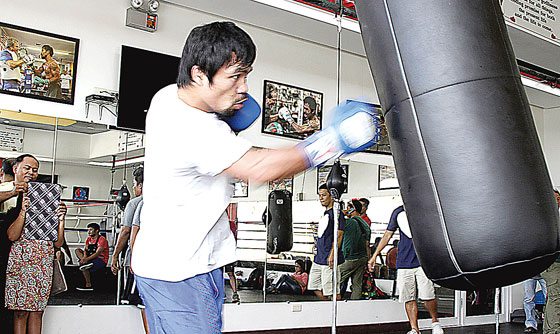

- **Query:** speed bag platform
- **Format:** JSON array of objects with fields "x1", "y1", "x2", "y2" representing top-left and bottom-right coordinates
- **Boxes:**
[
  {"x1": 355, "y1": 0, "x2": 560, "y2": 290},
  {"x1": 265, "y1": 190, "x2": 293, "y2": 254}
]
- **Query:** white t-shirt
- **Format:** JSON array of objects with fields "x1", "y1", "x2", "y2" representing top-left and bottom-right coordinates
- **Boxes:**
[{"x1": 132, "y1": 84, "x2": 252, "y2": 282}]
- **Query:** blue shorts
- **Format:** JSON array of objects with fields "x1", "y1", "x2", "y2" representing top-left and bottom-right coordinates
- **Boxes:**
[
  {"x1": 89, "y1": 257, "x2": 106, "y2": 273},
  {"x1": 136, "y1": 268, "x2": 224, "y2": 334}
]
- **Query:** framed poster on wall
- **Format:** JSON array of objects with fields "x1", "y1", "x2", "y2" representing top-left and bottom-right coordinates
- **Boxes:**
[
  {"x1": 268, "y1": 177, "x2": 293, "y2": 193},
  {"x1": 378, "y1": 165, "x2": 399, "y2": 190},
  {"x1": 0, "y1": 21, "x2": 79, "y2": 104},
  {"x1": 262, "y1": 80, "x2": 323, "y2": 140},
  {"x1": 317, "y1": 164, "x2": 349, "y2": 193}
]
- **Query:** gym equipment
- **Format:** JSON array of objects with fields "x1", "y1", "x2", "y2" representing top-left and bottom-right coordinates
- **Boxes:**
[
  {"x1": 355, "y1": 0, "x2": 559, "y2": 290},
  {"x1": 224, "y1": 93, "x2": 261, "y2": 132},
  {"x1": 116, "y1": 184, "x2": 130, "y2": 210},
  {"x1": 264, "y1": 190, "x2": 293, "y2": 254},
  {"x1": 300, "y1": 100, "x2": 381, "y2": 167}
]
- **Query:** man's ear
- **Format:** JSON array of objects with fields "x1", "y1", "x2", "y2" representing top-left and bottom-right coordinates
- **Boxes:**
[{"x1": 190, "y1": 66, "x2": 207, "y2": 86}]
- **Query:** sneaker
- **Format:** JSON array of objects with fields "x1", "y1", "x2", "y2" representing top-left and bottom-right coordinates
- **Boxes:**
[
  {"x1": 232, "y1": 292, "x2": 240, "y2": 303},
  {"x1": 79, "y1": 263, "x2": 93, "y2": 271},
  {"x1": 432, "y1": 322, "x2": 444, "y2": 334},
  {"x1": 524, "y1": 327, "x2": 538, "y2": 333},
  {"x1": 406, "y1": 329, "x2": 419, "y2": 334},
  {"x1": 76, "y1": 286, "x2": 93, "y2": 291}
]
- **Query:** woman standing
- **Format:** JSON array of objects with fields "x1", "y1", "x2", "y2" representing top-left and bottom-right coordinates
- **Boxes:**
[{"x1": 4, "y1": 154, "x2": 67, "y2": 334}]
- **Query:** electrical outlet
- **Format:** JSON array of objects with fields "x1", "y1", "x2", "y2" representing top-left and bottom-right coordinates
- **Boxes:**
[{"x1": 291, "y1": 303, "x2": 302, "y2": 312}]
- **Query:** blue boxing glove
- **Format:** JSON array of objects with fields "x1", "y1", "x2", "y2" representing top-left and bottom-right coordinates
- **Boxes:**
[
  {"x1": 224, "y1": 94, "x2": 261, "y2": 132},
  {"x1": 299, "y1": 100, "x2": 381, "y2": 167}
]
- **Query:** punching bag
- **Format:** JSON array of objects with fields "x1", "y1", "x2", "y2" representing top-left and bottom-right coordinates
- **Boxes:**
[
  {"x1": 355, "y1": 0, "x2": 559, "y2": 290},
  {"x1": 265, "y1": 190, "x2": 293, "y2": 254}
]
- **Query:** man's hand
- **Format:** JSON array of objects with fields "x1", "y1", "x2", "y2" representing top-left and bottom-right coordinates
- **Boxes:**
[
  {"x1": 79, "y1": 258, "x2": 87, "y2": 265},
  {"x1": 328, "y1": 253, "x2": 334, "y2": 268},
  {"x1": 111, "y1": 256, "x2": 120, "y2": 275},
  {"x1": 57, "y1": 202, "x2": 67, "y2": 220},
  {"x1": 367, "y1": 254, "x2": 378, "y2": 272},
  {"x1": 13, "y1": 181, "x2": 27, "y2": 195}
]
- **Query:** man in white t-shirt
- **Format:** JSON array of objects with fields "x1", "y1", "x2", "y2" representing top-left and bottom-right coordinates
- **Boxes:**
[{"x1": 132, "y1": 21, "x2": 381, "y2": 333}]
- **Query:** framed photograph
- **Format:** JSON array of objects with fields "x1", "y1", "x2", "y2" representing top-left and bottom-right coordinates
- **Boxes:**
[
  {"x1": 268, "y1": 177, "x2": 293, "y2": 193},
  {"x1": 72, "y1": 186, "x2": 90, "y2": 201},
  {"x1": 317, "y1": 164, "x2": 349, "y2": 193},
  {"x1": 262, "y1": 80, "x2": 323, "y2": 140},
  {"x1": 346, "y1": 100, "x2": 391, "y2": 155},
  {"x1": 0, "y1": 21, "x2": 79, "y2": 104},
  {"x1": 378, "y1": 165, "x2": 399, "y2": 190},
  {"x1": 232, "y1": 178, "x2": 249, "y2": 198}
]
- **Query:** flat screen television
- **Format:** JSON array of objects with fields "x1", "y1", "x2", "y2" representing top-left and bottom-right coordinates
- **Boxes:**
[{"x1": 116, "y1": 45, "x2": 180, "y2": 132}]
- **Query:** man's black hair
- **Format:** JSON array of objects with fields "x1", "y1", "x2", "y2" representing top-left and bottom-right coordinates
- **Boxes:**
[
  {"x1": 15, "y1": 154, "x2": 39, "y2": 165},
  {"x1": 87, "y1": 222, "x2": 101, "y2": 231},
  {"x1": 2, "y1": 159, "x2": 15, "y2": 177},
  {"x1": 177, "y1": 21, "x2": 256, "y2": 87},
  {"x1": 303, "y1": 96, "x2": 317, "y2": 111},
  {"x1": 319, "y1": 183, "x2": 328, "y2": 191},
  {"x1": 42, "y1": 44, "x2": 54, "y2": 57},
  {"x1": 359, "y1": 198, "x2": 369, "y2": 208},
  {"x1": 350, "y1": 199, "x2": 362, "y2": 215},
  {"x1": 133, "y1": 166, "x2": 144, "y2": 185}
]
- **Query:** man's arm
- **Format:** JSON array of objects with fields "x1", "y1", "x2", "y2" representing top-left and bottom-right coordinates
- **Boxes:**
[
  {"x1": 368, "y1": 230, "x2": 394, "y2": 271},
  {"x1": 327, "y1": 230, "x2": 344, "y2": 268},
  {"x1": 0, "y1": 182, "x2": 27, "y2": 204},
  {"x1": 111, "y1": 226, "x2": 131, "y2": 274},
  {"x1": 7, "y1": 197, "x2": 28, "y2": 241},
  {"x1": 225, "y1": 147, "x2": 307, "y2": 183}
]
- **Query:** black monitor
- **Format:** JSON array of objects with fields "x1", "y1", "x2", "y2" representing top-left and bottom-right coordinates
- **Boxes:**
[{"x1": 116, "y1": 45, "x2": 180, "y2": 132}]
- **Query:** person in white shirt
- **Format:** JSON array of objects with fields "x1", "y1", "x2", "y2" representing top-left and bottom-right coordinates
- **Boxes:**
[{"x1": 132, "y1": 21, "x2": 380, "y2": 334}]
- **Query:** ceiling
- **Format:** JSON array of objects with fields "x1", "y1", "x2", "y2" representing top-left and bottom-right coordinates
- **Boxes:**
[{"x1": 165, "y1": 0, "x2": 560, "y2": 109}]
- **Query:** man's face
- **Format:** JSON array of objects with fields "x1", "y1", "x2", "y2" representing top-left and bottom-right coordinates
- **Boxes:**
[
  {"x1": 318, "y1": 188, "x2": 333, "y2": 208},
  {"x1": 200, "y1": 61, "x2": 252, "y2": 116},
  {"x1": 41, "y1": 47, "x2": 49, "y2": 59},
  {"x1": 14, "y1": 157, "x2": 39, "y2": 183},
  {"x1": 8, "y1": 41, "x2": 20, "y2": 52},
  {"x1": 87, "y1": 227, "x2": 99, "y2": 237},
  {"x1": 555, "y1": 192, "x2": 560, "y2": 208},
  {"x1": 133, "y1": 180, "x2": 142, "y2": 197},
  {"x1": 303, "y1": 103, "x2": 314, "y2": 117}
]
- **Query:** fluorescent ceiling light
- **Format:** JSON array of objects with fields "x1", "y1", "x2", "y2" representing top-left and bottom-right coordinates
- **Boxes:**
[
  {"x1": 522, "y1": 76, "x2": 560, "y2": 97},
  {"x1": 251, "y1": 0, "x2": 360, "y2": 32},
  {"x1": 88, "y1": 155, "x2": 144, "y2": 167}
]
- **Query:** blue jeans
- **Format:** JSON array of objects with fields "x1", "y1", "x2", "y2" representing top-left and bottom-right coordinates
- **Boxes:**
[
  {"x1": 136, "y1": 269, "x2": 224, "y2": 334},
  {"x1": 523, "y1": 277, "x2": 547, "y2": 329}
]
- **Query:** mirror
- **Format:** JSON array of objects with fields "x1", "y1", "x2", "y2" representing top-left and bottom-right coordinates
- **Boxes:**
[{"x1": 46, "y1": 120, "x2": 142, "y2": 306}]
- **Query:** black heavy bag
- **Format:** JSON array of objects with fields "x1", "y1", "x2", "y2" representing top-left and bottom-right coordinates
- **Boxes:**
[
  {"x1": 355, "y1": 0, "x2": 560, "y2": 290},
  {"x1": 265, "y1": 190, "x2": 293, "y2": 254}
]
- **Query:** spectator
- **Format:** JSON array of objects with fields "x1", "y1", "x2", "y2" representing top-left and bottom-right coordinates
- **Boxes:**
[
  {"x1": 523, "y1": 275, "x2": 547, "y2": 333},
  {"x1": 368, "y1": 205, "x2": 443, "y2": 334},
  {"x1": 4, "y1": 154, "x2": 67, "y2": 334},
  {"x1": 542, "y1": 189, "x2": 560, "y2": 334},
  {"x1": 267, "y1": 259, "x2": 309, "y2": 295},
  {"x1": 307, "y1": 183, "x2": 345, "y2": 301},
  {"x1": 339, "y1": 199, "x2": 371, "y2": 299},
  {"x1": 359, "y1": 198, "x2": 372, "y2": 226},
  {"x1": 75, "y1": 222, "x2": 109, "y2": 291}
]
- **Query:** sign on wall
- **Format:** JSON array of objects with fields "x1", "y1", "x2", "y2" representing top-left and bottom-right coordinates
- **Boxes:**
[
  {"x1": 0, "y1": 125, "x2": 24, "y2": 152},
  {"x1": 502, "y1": 0, "x2": 559, "y2": 44},
  {"x1": 118, "y1": 132, "x2": 144, "y2": 153}
]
